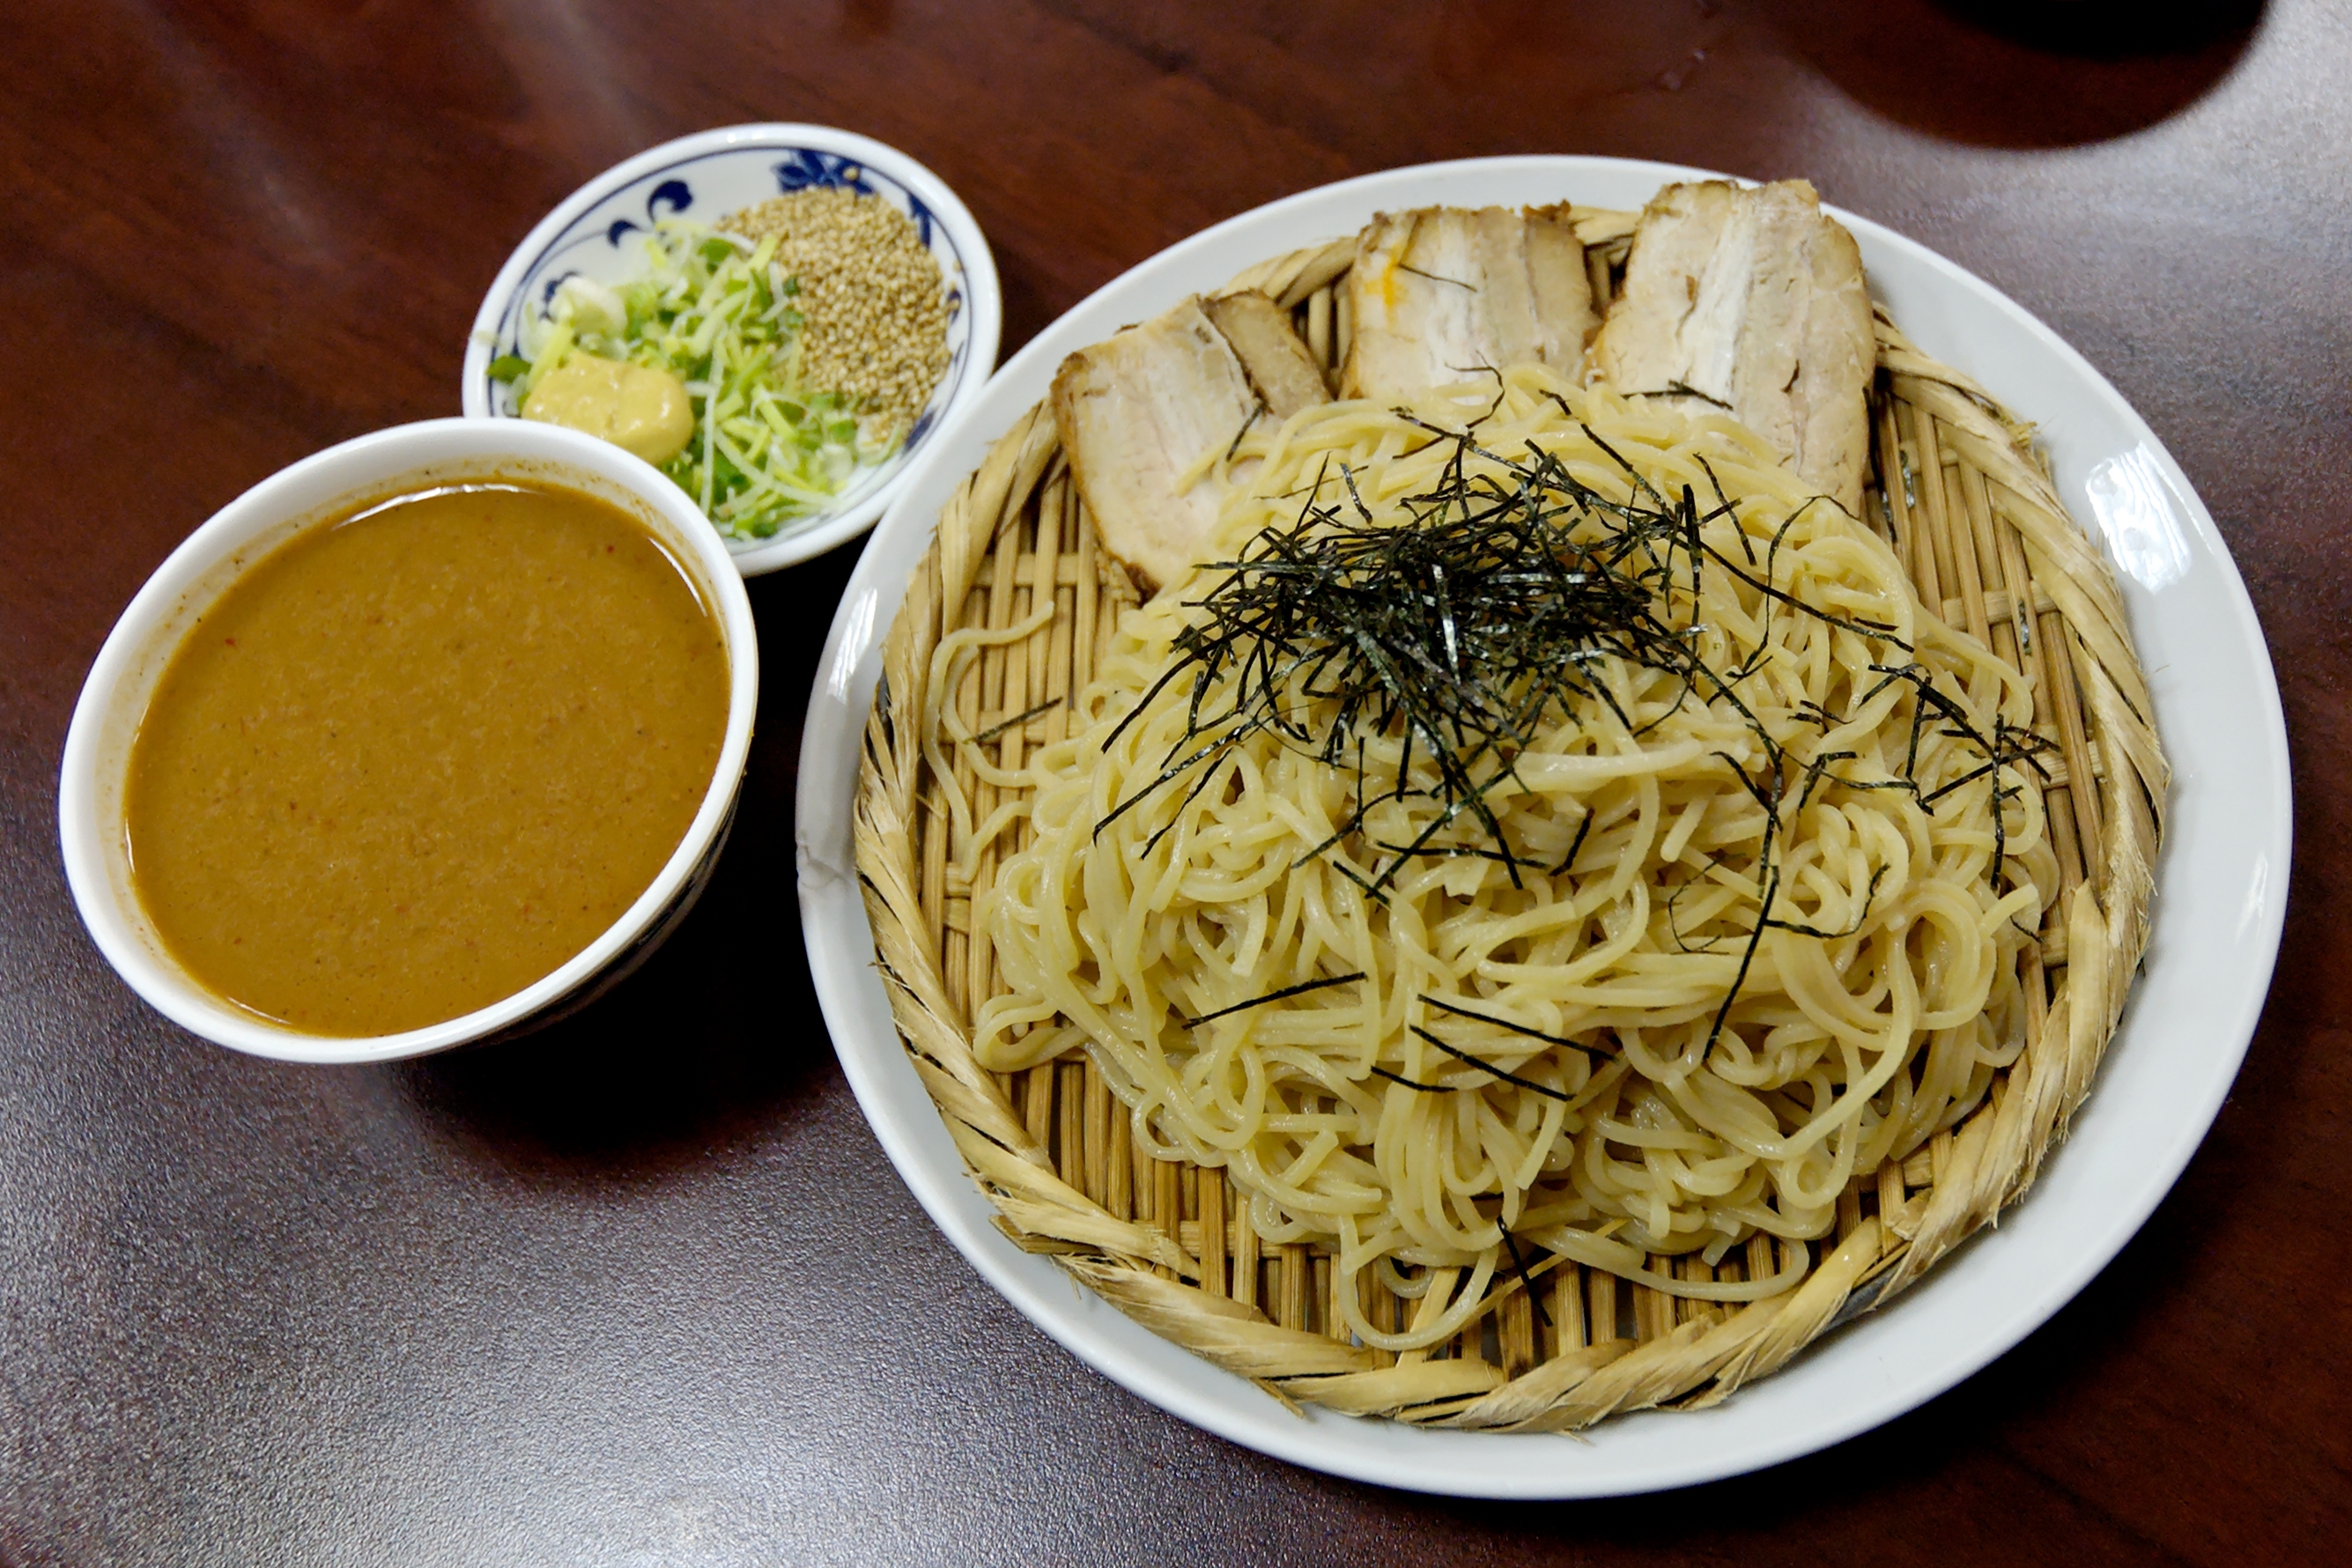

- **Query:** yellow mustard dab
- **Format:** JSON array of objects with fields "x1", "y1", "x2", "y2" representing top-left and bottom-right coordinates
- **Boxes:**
[{"x1": 522, "y1": 353, "x2": 695, "y2": 465}]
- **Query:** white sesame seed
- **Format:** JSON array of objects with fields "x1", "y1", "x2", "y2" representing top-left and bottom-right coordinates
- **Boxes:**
[{"x1": 723, "y1": 189, "x2": 952, "y2": 438}]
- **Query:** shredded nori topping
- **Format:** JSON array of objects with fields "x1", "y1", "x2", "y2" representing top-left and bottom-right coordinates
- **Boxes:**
[
  {"x1": 1174, "y1": 972, "x2": 1365, "y2": 1029},
  {"x1": 1107, "y1": 416, "x2": 2048, "y2": 1063}
]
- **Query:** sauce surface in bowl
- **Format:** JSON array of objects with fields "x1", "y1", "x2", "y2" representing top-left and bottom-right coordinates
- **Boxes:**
[{"x1": 124, "y1": 480, "x2": 730, "y2": 1037}]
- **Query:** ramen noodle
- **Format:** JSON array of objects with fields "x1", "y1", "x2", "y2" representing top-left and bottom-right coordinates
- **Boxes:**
[{"x1": 954, "y1": 366, "x2": 2056, "y2": 1351}]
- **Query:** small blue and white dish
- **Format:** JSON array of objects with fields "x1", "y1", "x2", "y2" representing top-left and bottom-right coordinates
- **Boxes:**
[{"x1": 463, "y1": 124, "x2": 1002, "y2": 575}]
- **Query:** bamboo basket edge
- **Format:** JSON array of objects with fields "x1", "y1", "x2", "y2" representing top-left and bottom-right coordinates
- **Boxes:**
[{"x1": 851, "y1": 236, "x2": 2167, "y2": 1431}]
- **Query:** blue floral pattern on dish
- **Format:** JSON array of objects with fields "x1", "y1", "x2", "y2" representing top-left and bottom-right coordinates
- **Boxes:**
[
  {"x1": 603, "y1": 178, "x2": 695, "y2": 248},
  {"x1": 536, "y1": 181, "x2": 703, "y2": 311},
  {"x1": 773, "y1": 151, "x2": 875, "y2": 196}
]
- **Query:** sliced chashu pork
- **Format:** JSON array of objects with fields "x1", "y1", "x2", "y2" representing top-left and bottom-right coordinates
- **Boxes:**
[
  {"x1": 1592, "y1": 179, "x2": 1874, "y2": 514},
  {"x1": 1052, "y1": 290, "x2": 1328, "y2": 594},
  {"x1": 1340, "y1": 205, "x2": 1595, "y2": 404},
  {"x1": 1201, "y1": 291, "x2": 1329, "y2": 418}
]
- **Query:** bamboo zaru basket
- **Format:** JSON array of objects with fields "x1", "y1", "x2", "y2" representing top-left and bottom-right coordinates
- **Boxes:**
[{"x1": 853, "y1": 207, "x2": 2167, "y2": 1430}]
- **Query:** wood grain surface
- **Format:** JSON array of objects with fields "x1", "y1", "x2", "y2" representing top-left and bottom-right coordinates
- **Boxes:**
[{"x1": 1, "y1": 1, "x2": 2344, "y2": 1562}]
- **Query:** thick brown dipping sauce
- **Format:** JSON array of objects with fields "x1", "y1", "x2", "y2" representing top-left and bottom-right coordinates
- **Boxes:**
[{"x1": 124, "y1": 480, "x2": 730, "y2": 1036}]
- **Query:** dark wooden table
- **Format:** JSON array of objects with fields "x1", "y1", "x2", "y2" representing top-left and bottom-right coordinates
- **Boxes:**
[{"x1": 4, "y1": 2, "x2": 2344, "y2": 1562}]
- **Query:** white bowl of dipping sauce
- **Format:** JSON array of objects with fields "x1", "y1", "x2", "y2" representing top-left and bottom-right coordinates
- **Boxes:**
[
  {"x1": 462, "y1": 123, "x2": 1002, "y2": 575},
  {"x1": 59, "y1": 418, "x2": 759, "y2": 1065}
]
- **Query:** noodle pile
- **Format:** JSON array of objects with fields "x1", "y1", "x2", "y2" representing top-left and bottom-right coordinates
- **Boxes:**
[{"x1": 955, "y1": 366, "x2": 2055, "y2": 1351}]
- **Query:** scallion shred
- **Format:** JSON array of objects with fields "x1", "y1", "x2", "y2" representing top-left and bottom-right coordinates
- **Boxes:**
[{"x1": 511, "y1": 218, "x2": 899, "y2": 540}]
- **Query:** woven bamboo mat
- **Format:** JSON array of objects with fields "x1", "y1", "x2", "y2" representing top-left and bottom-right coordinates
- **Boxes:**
[{"x1": 853, "y1": 215, "x2": 2167, "y2": 1430}]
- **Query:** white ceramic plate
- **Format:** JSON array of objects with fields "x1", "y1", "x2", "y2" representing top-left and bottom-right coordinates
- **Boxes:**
[{"x1": 794, "y1": 157, "x2": 2289, "y2": 1497}]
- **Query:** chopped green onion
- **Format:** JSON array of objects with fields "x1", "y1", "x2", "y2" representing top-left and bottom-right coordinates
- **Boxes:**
[{"x1": 510, "y1": 218, "x2": 899, "y2": 543}]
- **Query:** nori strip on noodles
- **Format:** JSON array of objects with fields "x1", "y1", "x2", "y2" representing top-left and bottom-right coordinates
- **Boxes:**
[{"x1": 1098, "y1": 410, "x2": 2037, "y2": 1057}]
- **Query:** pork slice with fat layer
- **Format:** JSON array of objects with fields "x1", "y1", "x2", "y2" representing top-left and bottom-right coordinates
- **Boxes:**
[
  {"x1": 1341, "y1": 204, "x2": 1595, "y2": 405},
  {"x1": 1053, "y1": 292, "x2": 1328, "y2": 594},
  {"x1": 1593, "y1": 179, "x2": 1874, "y2": 514}
]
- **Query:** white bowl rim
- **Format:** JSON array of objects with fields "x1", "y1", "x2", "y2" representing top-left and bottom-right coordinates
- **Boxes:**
[
  {"x1": 59, "y1": 417, "x2": 760, "y2": 1066},
  {"x1": 460, "y1": 122, "x2": 1003, "y2": 577},
  {"x1": 794, "y1": 153, "x2": 2291, "y2": 1497}
]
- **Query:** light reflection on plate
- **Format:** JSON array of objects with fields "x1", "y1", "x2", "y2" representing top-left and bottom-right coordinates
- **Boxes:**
[{"x1": 2086, "y1": 446, "x2": 2195, "y2": 591}]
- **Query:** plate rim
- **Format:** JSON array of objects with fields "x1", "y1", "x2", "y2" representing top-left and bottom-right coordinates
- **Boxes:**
[{"x1": 793, "y1": 153, "x2": 2290, "y2": 1497}]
